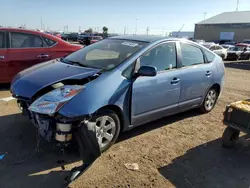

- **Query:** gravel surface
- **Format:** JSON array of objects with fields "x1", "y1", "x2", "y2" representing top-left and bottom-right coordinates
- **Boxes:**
[{"x1": 1, "y1": 63, "x2": 250, "y2": 188}]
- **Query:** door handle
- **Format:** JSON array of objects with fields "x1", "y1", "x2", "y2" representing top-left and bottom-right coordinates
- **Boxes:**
[
  {"x1": 0, "y1": 56, "x2": 4, "y2": 59},
  {"x1": 171, "y1": 78, "x2": 180, "y2": 84},
  {"x1": 37, "y1": 54, "x2": 49, "y2": 58},
  {"x1": 206, "y1": 71, "x2": 212, "y2": 76}
]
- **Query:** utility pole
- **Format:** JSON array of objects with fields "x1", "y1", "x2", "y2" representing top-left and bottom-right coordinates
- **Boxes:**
[
  {"x1": 40, "y1": 16, "x2": 43, "y2": 30},
  {"x1": 124, "y1": 26, "x2": 126, "y2": 35},
  {"x1": 146, "y1": 26, "x2": 149, "y2": 35},
  {"x1": 204, "y1": 12, "x2": 207, "y2": 20},
  {"x1": 236, "y1": 0, "x2": 239, "y2": 11},
  {"x1": 135, "y1": 19, "x2": 138, "y2": 35}
]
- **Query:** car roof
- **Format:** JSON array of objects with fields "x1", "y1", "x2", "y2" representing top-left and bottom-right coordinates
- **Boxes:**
[
  {"x1": 109, "y1": 35, "x2": 179, "y2": 43},
  {"x1": 236, "y1": 43, "x2": 250, "y2": 46},
  {"x1": 0, "y1": 27, "x2": 65, "y2": 42}
]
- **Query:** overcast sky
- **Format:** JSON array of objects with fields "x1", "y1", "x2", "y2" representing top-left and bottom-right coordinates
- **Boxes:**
[{"x1": 1, "y1": 0, "x2": 250, "y2": 35}]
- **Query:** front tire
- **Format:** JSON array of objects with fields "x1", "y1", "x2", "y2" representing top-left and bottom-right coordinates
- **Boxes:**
[
  {"x1": 200, "y1": 88, "x2": 218, "y2": 113},
  {"x1": 90, "y1": 109, "x2": 121, "y2": 152}
]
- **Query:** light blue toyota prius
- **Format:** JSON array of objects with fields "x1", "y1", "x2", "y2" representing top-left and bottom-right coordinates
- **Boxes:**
[{"x1": 11, "y1": 35, "x2": 225, "y2": 151}]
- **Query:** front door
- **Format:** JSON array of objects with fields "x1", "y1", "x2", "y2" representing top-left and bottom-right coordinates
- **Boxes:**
[
  {"x1": 7, "y1": 31, "x2": 51, "y2": 79},
  {"x1": 131, "y1": 42, "x2": 181, "y2": 126},
  {"x1": 0, "y1": 31, "x2": 10, "y2": 83},
  {"x1": 177, "y1": 42, "x2": 213, "y2": 110}
]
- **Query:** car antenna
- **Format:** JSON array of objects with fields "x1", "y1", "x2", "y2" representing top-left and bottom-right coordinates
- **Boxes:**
[{"x1": 176, "y1": 24, "x2": 185, "y2": 38}]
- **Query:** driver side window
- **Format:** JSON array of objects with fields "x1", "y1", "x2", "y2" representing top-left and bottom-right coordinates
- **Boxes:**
[{"x1": 140, "y1": 42, "x2": 177, "y2": 72}]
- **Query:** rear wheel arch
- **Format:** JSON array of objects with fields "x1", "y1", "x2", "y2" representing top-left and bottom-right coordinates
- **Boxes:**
[{"x1": 211, "y1": 83, "x2": 221, "y2": 96}]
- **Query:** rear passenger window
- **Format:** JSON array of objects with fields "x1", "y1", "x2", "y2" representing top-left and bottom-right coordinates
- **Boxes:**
[
  {"x1": 43, "y1": 37, "x2": 57, "y2": 47},
  {"x1": 203, "y1": 49, "x2": 215, "y2": 63},
  {"x1": 180, "y1": 43, "x2": 204, "y2": 67},
  {"x1": 0, "y1": 32, "x2": 4, "y2": 48},
  {"x1": 10, "y1": 32, "x2": 43, "y2": 48}
]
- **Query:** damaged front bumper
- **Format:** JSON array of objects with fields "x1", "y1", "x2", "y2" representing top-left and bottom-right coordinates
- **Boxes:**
[{"x1": 17, "y1": 99, "x2": 85, "y2": 146}]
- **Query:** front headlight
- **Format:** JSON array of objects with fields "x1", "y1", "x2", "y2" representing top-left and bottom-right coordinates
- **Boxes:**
[{"x1": 28, "y1": 85, "x2": 84, "y2": 115}]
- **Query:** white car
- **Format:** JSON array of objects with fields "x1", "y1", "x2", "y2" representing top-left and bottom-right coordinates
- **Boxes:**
[
  {"x1": 202, "y1": 43, "x2": 228, "y2": 60},
  {"x1": 221, "y1": 44, "x2": 235, "y2": 50}
]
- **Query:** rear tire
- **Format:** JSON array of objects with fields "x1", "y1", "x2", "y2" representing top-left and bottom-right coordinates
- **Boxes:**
[
  {"x1": 222, "y1": 127, "x2": 240, "y2": 148},
  {"x1": 199, "y1": 88, "x2": 218, "y2": 113}
]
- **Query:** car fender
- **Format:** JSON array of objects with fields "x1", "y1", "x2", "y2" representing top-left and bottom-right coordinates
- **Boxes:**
[{"x1": 58, "y1": 69, "x2": 132, "y2": 123}]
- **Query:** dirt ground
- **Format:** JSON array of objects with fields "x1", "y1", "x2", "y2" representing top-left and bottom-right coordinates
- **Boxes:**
[{"x1": 1, "y1": 61, "x2": 250, "y2": 188}]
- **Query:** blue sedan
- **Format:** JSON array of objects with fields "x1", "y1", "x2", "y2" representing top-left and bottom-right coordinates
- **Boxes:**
[{"x1": 11, "y1": 35, "x2": 225, "y2": 151}]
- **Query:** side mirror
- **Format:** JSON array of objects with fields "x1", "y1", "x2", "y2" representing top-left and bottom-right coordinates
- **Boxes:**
[{"x1": 137, "y1": 66, "x2": 157, "y2": 77}]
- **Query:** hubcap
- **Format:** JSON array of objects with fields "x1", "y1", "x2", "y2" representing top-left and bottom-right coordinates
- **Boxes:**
[
  {"x1": 205, "y1": 90, "x2": 216, "y2": 111},
  {"x1": 95, "y1": 116, "x2": 116, "y2": 149}
]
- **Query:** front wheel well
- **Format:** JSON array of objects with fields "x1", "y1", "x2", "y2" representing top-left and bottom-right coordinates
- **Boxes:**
[{"x1": 97, "y1": 105, "x2": 124, "y2": 132}]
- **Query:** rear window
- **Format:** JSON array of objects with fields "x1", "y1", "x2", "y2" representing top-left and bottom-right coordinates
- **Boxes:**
[{"x1": 42, "y1": 37, "x2": 57, "y2": 47}]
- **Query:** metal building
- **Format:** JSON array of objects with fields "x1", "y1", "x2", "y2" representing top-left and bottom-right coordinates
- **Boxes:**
[{"x1": 194, "y1": 11, "x2": 250, "y2": 42}]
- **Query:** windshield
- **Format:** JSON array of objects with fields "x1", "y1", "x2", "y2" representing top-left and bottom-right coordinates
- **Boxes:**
[{"x1": 64, "y1": 39, "x2": 147, "y2": 70}]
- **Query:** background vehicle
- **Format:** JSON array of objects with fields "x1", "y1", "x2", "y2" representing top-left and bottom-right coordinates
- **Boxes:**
[
  {"x1": 11, "y1": 36, "x2": 225, "y2": 151},
  {"x1": 90, "y1": 36, "x2": 103, "y2": 44},
  {"x1": 221, "y1": 44, "x2": 235, "y2": 50},
  {"x1": 226, "y1": 43, "x2": 250, "y2": 60},
  {"x1": 242, "y1": 39, "x2": 250, "y2": 44},
  {"x1": 202, "y1": 43, "x2": 227, "y2": 60},
  {"x1": 61, "y1": 33, "x2": 79, "y2": 41},
  {"x1": 0, "y1": 28, "x2": 82, "y2": 83},
  {"x1": 223, "y1": 41, "x2": 237, "y2": 45},
  {"x1": 52, "y1": 32, "x2": 62, "y2": 39},
  {"x1": 78, "y1": 34, "x2": 91, "y2": 45},
  {"x1": 192, "y1": 39, "x2": 205, "y2": 44}
]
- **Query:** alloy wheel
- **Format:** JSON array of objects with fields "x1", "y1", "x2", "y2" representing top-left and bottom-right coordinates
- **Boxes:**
[
  {"x1": 95, "y1": 115, "x2": 116, "y2": 149},
  {"x1": 204, "y1": 89, "x2": 217, "y2": 111}
]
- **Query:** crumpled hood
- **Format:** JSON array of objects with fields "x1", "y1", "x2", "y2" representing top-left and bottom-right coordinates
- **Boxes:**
[{"x1": 11, "y1": 59, "x2": 101, "y2": 99}]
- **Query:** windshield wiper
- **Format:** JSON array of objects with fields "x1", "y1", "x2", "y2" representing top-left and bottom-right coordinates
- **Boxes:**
[{"x1": 60, "y1": 57, "x2": 90, "y2": 68}]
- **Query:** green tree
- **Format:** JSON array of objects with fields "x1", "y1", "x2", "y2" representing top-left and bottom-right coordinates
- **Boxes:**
[
  {"x1": 84, "y1": 28, "x2": 93, "y2": 34},
  {"x1": 102, "y1": 26, "x2": 108, "y2": 37}
]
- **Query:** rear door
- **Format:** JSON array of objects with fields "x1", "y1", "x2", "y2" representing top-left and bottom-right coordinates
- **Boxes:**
[
  {"x1": 7, "y1": 31, "x2": 51, "y2": 78},
  {"x1": 0, "y1": 31, "x2": 10, "y2": 83},
  {"x1": 177, "y1": 41, "x2": 213, "y2": 111}
]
